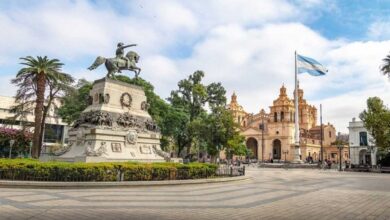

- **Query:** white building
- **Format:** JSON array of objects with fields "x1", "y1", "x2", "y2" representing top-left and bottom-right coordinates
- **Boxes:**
[
  {"x1": 348, "y1": 117, "x2": 377, "y2": 166},
  {"x1": 0, "y1": 95, "x2": 69, "y2": 146}
]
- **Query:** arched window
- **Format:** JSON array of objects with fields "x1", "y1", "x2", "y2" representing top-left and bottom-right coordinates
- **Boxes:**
[
  {"x1": 274, "y1": 112, "x2": 277, "y2": 122},
  {"x1": 281, "y1": 111, "x2": 284, "y2": 121}
]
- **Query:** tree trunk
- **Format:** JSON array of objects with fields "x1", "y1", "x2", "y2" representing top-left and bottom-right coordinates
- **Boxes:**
[
  {"x1": 38, "y1": 111, "x2": 47, "y2": 155},
  {"x1": 38, "y1": 102, "x2": 51, "y2": 154},
  {"x1": 32, "y1": 73, "x2": 46, "y2": 158}
]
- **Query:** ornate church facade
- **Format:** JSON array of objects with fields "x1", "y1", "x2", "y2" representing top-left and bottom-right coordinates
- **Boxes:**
[{"x1": 227, "y1": 85, "x2": 337, "y2": 162}]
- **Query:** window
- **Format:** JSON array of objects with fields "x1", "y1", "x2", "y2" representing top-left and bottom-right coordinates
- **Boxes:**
[
  {"x1": 281, "y1": 111, "x2": 284, "y2": 121},
  {"x1": 329, "y1": 131, "x2": 332, "y2": 138},
  {"x1": 274, "y1": 112, "x2": 277, "y2": 122},
  {"x1": 44, "y1": 124, "x2": 64, "y2": 143},
  {"x1": 359, "y1": 132, "x2": 368, "y2": 146}
]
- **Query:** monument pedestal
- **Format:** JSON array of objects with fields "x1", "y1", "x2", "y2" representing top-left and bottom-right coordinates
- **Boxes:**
[
  {"x1": 52, "y1": 78, "x2": 168, "y2": 163},
  {"x1": 291, "y1": 145, "x2": 303, "y2": 164}
]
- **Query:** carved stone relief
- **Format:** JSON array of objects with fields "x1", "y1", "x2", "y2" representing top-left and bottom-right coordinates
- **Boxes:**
[
  {"x1": 140, "y1": 145, "x2": 152, "y2": 154},
  {"x1": 85, "y1": 142, "x2": 108, "y2": 156},
  {"x1": 53, "y1": 144, "x2": 72, "y2": 156},
  {"x1": 126, "y1": 131, "x2": 138, "y2": 144},
  {"x1": 111, "y1": 143, "x2": 122, "y2": 152},
  {"x1": 141, "y1": 101, "x2": 149, "y2": 111},
  {"x1": 117, "y1": 112, "x2": 136, "y2": 128},
  {"x1": 99, "y1": 93, "x2": 104, "y2": 104},
  {"x1": 104, "y1": 93, "x2": 110, "y2": 104},
  {"x1": 73, "y1": 111, "x2": 113, "y2": 128},
  {"x1": 120, "y1": 92, "x2": 132, "y2": 108}
]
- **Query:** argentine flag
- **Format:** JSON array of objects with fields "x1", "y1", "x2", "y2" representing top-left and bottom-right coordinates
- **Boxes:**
[{"x1": 297, "y1": 54, "x2": 327, "y2": 76}]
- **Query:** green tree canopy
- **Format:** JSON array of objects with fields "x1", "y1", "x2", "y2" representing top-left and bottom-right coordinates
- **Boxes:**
[
  {"x1": 360, "y1": 97, "x2": 390, "y2": 151},
  {"x1": 57, "y1": 79, "x2": 92, "y2": 124},
  {"x1": 197, "y1": 106, "x2": 246, "y2": 159},
  {"x1": 168, "y1": 70, "x2": 227, "y2": 155}
]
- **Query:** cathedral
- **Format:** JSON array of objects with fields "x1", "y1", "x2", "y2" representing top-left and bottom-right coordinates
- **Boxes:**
[{"x1": 227, "y1": 85, "x2": 336, "y2": 162}]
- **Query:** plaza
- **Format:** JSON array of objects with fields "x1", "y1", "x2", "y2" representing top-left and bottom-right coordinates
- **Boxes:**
[
  {"x1": 1, "y1": 167, "x2": 390, "y2": 220},
  {"x1": 1, "y1": 1, "x2": 390, "y2": 220}
]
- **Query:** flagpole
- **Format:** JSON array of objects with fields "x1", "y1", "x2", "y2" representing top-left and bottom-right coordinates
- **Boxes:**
[
  {"x1": 294, "y1": 51, "x2": 301, "y2": 162},
  {"x1": 320, "y1": 104, "x2": 323, "y2": 164}
]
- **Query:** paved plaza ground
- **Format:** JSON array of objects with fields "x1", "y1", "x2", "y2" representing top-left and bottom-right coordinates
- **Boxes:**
[{"x1": 1, "y1": 167, "x2": 390, "y2": 220}]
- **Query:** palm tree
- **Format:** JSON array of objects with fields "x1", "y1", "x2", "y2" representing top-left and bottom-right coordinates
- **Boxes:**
[
  {"x1": 15, "y1": 56, "x2": 66, "y2": 158},
  {"x1": 381, "y1": 53, "x2": 390, "y2": 79}
]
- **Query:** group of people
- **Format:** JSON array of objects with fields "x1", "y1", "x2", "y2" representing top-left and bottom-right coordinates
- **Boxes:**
[{"x1": 305, "y1": 156, "x2": 314, "y2": 164}]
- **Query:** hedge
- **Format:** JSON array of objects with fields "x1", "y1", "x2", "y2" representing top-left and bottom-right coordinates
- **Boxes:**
[{"x1": 0, "y1": 159, "x2": 218, "y2": 182}]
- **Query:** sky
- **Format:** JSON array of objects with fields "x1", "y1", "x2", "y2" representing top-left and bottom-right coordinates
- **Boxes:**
[{"x1": 0, "y1": 0, "x2": 390, "y2": 133}]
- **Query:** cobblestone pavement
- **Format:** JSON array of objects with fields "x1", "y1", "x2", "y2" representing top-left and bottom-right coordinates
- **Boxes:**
[{"x1": 1, "y1": 168, "x2": 390, "y2": 220}]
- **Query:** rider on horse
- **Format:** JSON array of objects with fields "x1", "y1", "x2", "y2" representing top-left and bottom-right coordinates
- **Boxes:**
[{"x1": 116, "y1": 42, "x2": 137, "y2": 71}]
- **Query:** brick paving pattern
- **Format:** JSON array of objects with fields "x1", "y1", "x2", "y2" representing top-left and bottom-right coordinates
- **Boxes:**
[{"x1": 1, "y1": 168, "x2": 390, "y2": 220}]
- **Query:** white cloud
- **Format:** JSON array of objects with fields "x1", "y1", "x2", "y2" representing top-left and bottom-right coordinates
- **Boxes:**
[
  {"x1": 0, "y1": 0, "x2": 389, "y2": 134},
  {"x1": 174, "y1": 22, "x2": 390, "y2": 133},
  {"x1": 368, "y1": 20, "x2": 390, "y2": 40}
]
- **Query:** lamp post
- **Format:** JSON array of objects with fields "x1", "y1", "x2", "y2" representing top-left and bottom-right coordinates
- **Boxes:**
[
  {"x1": 216, "y1": 144, "x2": 220, "y2": 164},
  {"x1": 337, "y1": 144, "x2": 344, "y2": 171},
  {"x1": 283, "y1": 150, "x2": 289, "y2": 163},
  {"x1": 29, "y1": 141, "x2": 32, "y2": 158},
  {"x1": 259, "y1": 120, "x2": 265, "y2": 162},
  {"x1": 8, "y1": 139, "x2": 15, "y2": 159}
]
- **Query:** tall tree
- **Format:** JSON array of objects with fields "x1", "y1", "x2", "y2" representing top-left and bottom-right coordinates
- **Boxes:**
[
  {"x1": 360, "y1": 97, "x2": 390, "y2": 151},
  {"x1": 197, "y1": 106, "x2": 246, "y2": 160},
  {"x1": 168, "y1": 70, "x2": 226, "y2": 156},
  {"x1": 38, "y1": 73, "x2": 74, "y2": 150},
  {"x1": 381, "y1": 53, "x2": 390, "y2": 79},
  {"x1": 13, "y1": 56, "x2": 69, "y2": 158},
  {"x1": 58, "y1": 79, "x2": 92, "y2": 124}
]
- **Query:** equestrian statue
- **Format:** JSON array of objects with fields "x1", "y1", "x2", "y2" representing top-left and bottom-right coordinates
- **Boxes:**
[{"x1": 88, "y1": 42, "x2": 141, "y2": 78}]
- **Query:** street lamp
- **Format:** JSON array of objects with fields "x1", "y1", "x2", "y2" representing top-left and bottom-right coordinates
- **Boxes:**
[
  {"x1": 8, "y1": 139, "x2": 15, "y2": 159},
  {"x1": 259, "y1": 120, "x2": 265, "y2": 162},
  {"x1": 29, "y1": 141, "x2": 33, "y2": 158},
  {"x1": 283, "y1": 150, "x2": 289, "y2": 163},
  {"x1": 337, "y1": 144, "x2": 344, "y2": 171},
  {"x1": 216, "y1": 144, "x2": 221, "y2": 164}
]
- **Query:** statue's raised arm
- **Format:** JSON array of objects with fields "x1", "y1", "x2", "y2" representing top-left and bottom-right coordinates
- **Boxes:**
[{"x1": 120, "y1": 44, "x2": 137, "y2": 49}]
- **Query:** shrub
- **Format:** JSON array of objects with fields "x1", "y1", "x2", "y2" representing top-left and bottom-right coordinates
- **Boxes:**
[
  {"x1": 379, "y1": 153, "x2": 390, "y2": 167},
  {"x1": 0, "y1": 128, "x2": 32, "y2": 158},
  {"x1": 0, "y1": 159, "x2": 218, "y2": 182}
]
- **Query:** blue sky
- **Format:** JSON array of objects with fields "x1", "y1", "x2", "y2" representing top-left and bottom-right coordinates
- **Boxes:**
[
  {"x1": 303, "y1": 0, "x2": 390, "y2": 40},
  {"x1": 0, "y1": 0, "x2": 389, "y2": 132}
]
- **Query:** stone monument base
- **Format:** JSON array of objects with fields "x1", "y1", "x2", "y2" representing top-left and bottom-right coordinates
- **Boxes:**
[{"x1": 46, "y1": 77, "x2": 169, "y2": 163}]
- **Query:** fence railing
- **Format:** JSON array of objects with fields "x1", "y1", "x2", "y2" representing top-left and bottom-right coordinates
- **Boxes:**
[{"x1": 216, "y1": 166, "x2": 245, "y2": 177}]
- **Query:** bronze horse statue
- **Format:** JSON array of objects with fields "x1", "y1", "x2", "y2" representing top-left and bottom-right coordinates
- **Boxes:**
[{"x1": 88, "y1": 51, "x2": 141, "y2": 78}]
